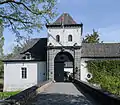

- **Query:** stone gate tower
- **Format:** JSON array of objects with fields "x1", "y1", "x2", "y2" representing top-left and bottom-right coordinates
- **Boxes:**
[{"x1": 46, "y1": 13, "x2": 83, "y2": 81}]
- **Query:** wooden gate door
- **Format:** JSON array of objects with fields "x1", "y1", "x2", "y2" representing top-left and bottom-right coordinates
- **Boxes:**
[{"x1": 54, "y1": 62, "x2": 64, "y2": 82}]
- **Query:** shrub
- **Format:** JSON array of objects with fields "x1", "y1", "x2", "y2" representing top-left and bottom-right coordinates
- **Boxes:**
[{"x1": 87, "y1": 60, "x2": 120, "y2": 96}]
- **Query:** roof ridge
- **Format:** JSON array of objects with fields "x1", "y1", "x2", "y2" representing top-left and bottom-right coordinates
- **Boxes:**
[{"x1": 52, "y1": 13, "x2": 77, "y2": 25}]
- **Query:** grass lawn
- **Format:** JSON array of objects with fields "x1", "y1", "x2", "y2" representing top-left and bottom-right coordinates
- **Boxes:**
[
  {"x1": 0, "y1": 78, "x2": 20, "y2": 100},
  {"x1": 0, "y1": 91, "x2": 20, "y2": 100}
]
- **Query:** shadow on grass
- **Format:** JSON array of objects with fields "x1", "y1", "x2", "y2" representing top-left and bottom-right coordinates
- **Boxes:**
[{"x1": 26, "y1": 93, "x2": 93, "y2": 105}]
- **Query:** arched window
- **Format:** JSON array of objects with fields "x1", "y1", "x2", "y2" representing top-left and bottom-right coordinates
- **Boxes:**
[
  {"x1": 56, "y1": 35, "x2": 60, "y2": 42},
  {"x1": 68, "y1": 35, "x2": 72, "y2": 42}
]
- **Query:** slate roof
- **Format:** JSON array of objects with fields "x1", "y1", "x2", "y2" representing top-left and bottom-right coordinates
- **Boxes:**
[
  {"x1": 21, "y1": 38, "x2": 40, "y2": 54},
  {"x1": 46, "y1": 13, "x2": 83, "y2": 27},
  {"x1": 4, "y1": 38, "x2": 47, "y2": 61},
  {"x1": 81, "y1": 43, "x2": 120, "y2": 58},
  {"x1": 4, "y1": 38, "x2": 120, "y2": 62},
  {"x1": 53, "y1": 13, "x2": 77, "y2": 25}
]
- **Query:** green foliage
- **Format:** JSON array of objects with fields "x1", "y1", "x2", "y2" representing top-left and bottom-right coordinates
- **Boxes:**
[
  {"x1": 0, "y1": 22, "x2": 4, "y2": 58},
  {"x1": 0, "y1": 22, "x2": 4, "y2": 78},
  {"x1": 0, "y1": 61, "x2": 3, "y2": 78},
  {"x1": 87, "y1": 60, "x2": 120, "y2": 95},
  {"x1": 0, "y1": 91, "x2": 20, "y2": 100},
  {"x1": 12, "y1": 45, "x2": 22, "y2": 55},
  {"x1": 0, "y1": 0, "x2": 57, "y2": 40},
  {"x1": 83, "y1": 29, "x2": 100, "y2": 43}
]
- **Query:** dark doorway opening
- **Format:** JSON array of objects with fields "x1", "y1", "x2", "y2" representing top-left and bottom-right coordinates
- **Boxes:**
[{"x1": 54, "y1": 51, "x2": 74, "y2": 82}]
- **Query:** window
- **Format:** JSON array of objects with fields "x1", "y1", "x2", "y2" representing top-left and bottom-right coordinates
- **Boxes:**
[
  {"x1": 25, "y1": 52, "x2": 31, "y2": 60},
  {"x1": 68, "y1": 35, "x2": 72, "y2": 42},
  {"x1": 26, "y1": 54, "x2": 30, "y2": 59},
  {"x1": 56, "y1": 35, "x2": 60, "y2": 42},
  {"x1": 21, "y1": 67, "x2": 27, "y2": 79}
]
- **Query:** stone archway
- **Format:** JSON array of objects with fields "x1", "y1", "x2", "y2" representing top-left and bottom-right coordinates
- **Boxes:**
[{"x1": 54, "y1": 51, "x2": 74, "y2": 82}]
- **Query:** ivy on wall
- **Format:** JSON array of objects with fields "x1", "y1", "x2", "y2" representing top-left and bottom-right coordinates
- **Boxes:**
[{"x1": 87, "y1": 60, "x2": 120, "y2": 96}]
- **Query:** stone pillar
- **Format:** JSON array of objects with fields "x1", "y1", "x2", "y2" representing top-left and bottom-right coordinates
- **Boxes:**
[
  {"x1": 74, "y1": 49, "x2": 81, "y2": 80},
  {"x1": 47, "y1": 49, "x2": 54, "y2": 81},
  {"x1": 47, "y1": 49, "x2": 61, "y2": 81}
]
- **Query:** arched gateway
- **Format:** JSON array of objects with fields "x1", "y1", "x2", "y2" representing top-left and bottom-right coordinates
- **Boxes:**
[
  {"x1": 54, "y1": 51, "x2": 74, "y2": 82},
  {"x1": 46, "y1": 13, "x2": 82, "y2": 81}
]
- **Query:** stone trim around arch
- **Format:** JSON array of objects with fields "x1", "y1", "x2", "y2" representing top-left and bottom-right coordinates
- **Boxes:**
[{"x1": 47, "y1": 48, "x2": 81, "y2": 81}]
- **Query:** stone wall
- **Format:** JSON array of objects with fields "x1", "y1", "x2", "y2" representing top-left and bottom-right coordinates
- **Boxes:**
[
  {"x1": 47, "y1": 48, "x2": 81, "y2": 81},
  {"x1": 4, "y1": 80, "x2": 52, "y2": 105},
  {"x1": 74, "y1": 79, "x2": 120, "y2": 105}
]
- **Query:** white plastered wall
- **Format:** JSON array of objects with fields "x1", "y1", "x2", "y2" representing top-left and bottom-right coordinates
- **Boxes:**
[
  {"x1": 37, "y1": 62, "x2": 46, "y2": 83},
  {"x1": 64, "y1": 68, "x2": 73, "y2": 73},
  {"x1": 81, "y1": 58, "x2": 89, "y2": 82},
  {"x1": 4, "y1": 61, "x2": 46, "y2": 91},
  {"x1": 47, "y1": 27, "x2": 82, "y2": 46}
]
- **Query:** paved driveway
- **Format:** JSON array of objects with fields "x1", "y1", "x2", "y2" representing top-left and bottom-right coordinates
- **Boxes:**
[{"x1": 26, "y1": 82, "x2": 99, "y2": 105}]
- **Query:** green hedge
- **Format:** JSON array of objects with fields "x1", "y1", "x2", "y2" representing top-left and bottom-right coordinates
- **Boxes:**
[{"x1": 87, "y1": 60, "x2": 120, "y2": 96}]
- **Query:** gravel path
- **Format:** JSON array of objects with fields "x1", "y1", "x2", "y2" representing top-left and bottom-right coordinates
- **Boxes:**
[{"x1": 26, "y1": 82, "x2": 99, "y2": 105}]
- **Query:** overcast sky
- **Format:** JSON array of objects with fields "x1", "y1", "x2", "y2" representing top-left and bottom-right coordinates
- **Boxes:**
[{"x1": 3, "y1": 0, "x2": 120, "y2": 54}]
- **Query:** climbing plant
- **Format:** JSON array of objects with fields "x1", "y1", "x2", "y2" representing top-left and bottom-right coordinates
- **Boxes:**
[{"x1": 87, "y1": 60, "x2": 120, "y2": 96}]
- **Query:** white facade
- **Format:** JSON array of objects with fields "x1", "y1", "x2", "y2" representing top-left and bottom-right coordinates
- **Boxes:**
[
  {"x1": 64, "y1": 68, "x2": 73, "y2": 73},
  {"x1": 4, "y1": 61, "x2": 46, "y2": 91},
  {"x1": 47, "y1": 27, "x2": 82, "y2": 46},
  {"x1": 81, "y1": 58, "x2": 89, "y2": 82},
  {"x1": 37, "y1": 62, "x2": 46, "y2": 82}
]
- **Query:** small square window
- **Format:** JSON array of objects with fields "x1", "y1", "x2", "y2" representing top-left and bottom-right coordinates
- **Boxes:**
[
  {"x1": 21, "y1": 67, "x2": 27, "y2": 79},
  {"x1": 26, "y1": 54, "x2": 30, "y2": 59}
]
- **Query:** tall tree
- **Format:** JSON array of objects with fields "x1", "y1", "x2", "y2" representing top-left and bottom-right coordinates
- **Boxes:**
[
  {"x1": 83, "y1": 29, "x2": 100, "y2": 43},
  {"x1": 0, "y1": 21, "x2": 4, "y2": 77},
  {"x1": 0, "y1": 0, "x2": 57, "y2": 41},
  {"x1": 0, "y1": 21, "x2": 4, "y2": 58},
  {"x1": 12, "y1": 44, "x2": 22, "y2": 55}
]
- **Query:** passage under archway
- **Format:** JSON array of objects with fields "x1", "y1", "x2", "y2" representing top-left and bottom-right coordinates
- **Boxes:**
[{"x1": 54, "y1": 51, "x2": 74, "y2": 82}]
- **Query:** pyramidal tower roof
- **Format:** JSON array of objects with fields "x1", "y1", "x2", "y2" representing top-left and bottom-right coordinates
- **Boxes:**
[
  {"x1": 46, "y1": 13, "x2": 83, "y2": 27},
  {"x1": 53, "y1": 13, "x2": 77, "y2": 25}
]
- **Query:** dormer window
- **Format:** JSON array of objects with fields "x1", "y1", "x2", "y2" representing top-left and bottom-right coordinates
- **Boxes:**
[
  {"x1": 25, "y1": 52, "x2": 31, "y2": 60},
  {"x1": 68, "y1": 35, "x2": 72, "y2": 42},
  {"x1": 56, "y1": 35, "x2": 60, "y2": 42}
]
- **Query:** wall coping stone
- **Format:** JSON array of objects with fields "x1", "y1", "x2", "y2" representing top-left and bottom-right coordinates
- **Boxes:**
[
  {"x1": 74, "y1": 79, "x2": 120, "y2": 105},
  {"x1": 4, "y1": 80, "x2": 52, "y2": 105}
]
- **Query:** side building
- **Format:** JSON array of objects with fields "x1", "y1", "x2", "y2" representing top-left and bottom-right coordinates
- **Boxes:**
[{"x1": 3, "y1": 38, "x2": 47, "y2": 91}]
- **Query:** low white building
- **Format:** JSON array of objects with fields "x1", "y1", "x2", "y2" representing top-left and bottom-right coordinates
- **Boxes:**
[
  {"x1": 3, "y1": 38, "x2": 47, "y2": 91},
  {"x1": 4, "y1": 62, "x2": 46, "y2": 91},
  {"x1": 3, "y1": 13, "x2": 120, "y2": 91}
]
